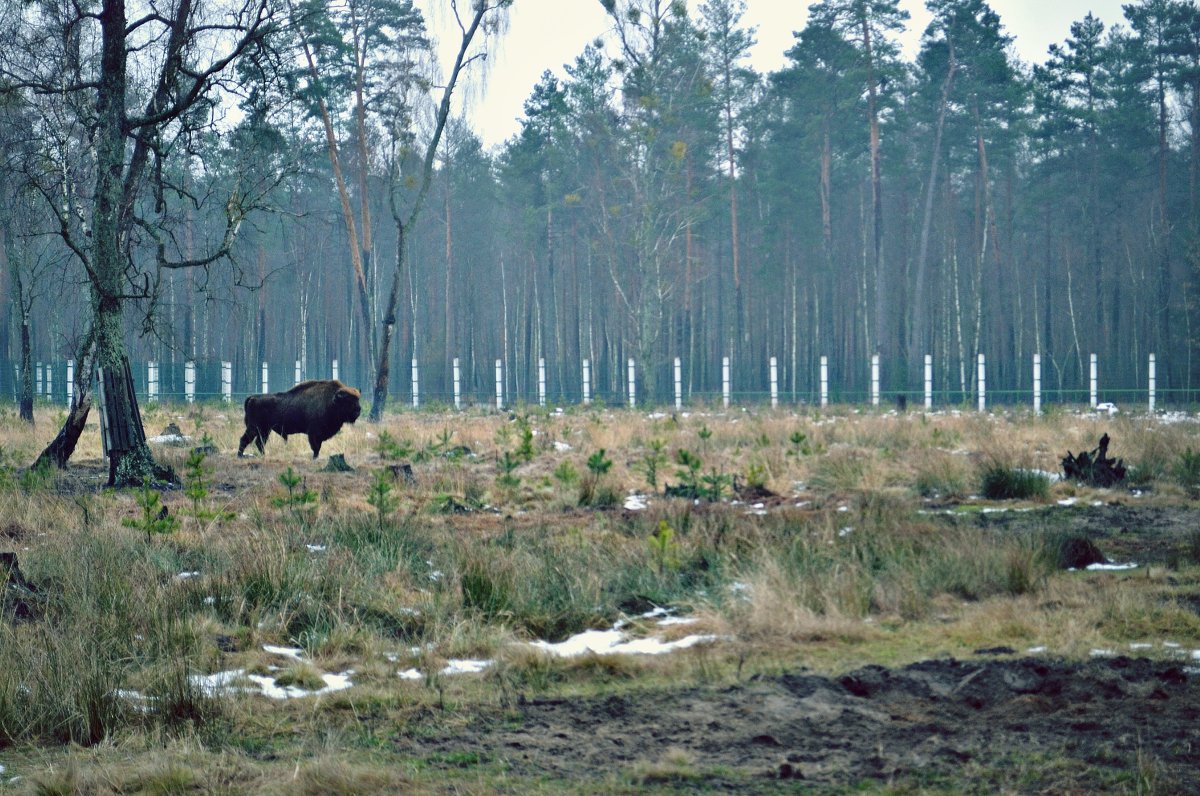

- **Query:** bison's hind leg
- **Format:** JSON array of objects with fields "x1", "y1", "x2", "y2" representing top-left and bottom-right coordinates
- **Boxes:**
[{"x1": 238, "y1": 427, "x2": 270, "y2": 457}]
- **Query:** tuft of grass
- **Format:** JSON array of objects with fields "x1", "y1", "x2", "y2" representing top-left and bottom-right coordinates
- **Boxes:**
[
  {"x1": 273, "y1": 662, "x2": 327, "y2": 691},
  {"x1": 980, "y1": 464, "x2": 1050, "y2": 501},
  {"x1": 459, "y1": 552, "x2": 516, "y2": 618},
  {"x1": 628, "y1": 747, "x2": 704, "y2": 786},
  {"x1": 808, "y1": 447, "x2": 881, "y2": 493},
  {"x1": 1173, "y1": 448, "x2": 1200, "y2": 495},
  {"x1": 912, "y1": 451, "x2": 972, "y2": 499}
]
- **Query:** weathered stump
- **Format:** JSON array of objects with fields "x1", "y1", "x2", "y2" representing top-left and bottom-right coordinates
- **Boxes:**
[
  {"x1": 387, "y1": 463, "x2": 416, "y2": 485},
  {"x1": 322, "y1": 453, "x2": 355, "y2": 473},
  {"x1": 1062, "y1": 433, "x2": 1127, "y2": 488}
]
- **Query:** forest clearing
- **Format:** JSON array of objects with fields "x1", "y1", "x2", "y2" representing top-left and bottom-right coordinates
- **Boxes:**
[
  {"x1": 3, "y1": 0, "x2": 1200, "y2": 789},
  {"x1": 0, "y1": 402, "x2": 1199, "y2": 793}
]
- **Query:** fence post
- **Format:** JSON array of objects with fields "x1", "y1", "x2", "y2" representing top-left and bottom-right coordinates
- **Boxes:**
[
  {"x1": 261, "y1": 361, "x2": 269, "y2": 394},
  {"x1": 769, "y1": 356, "x2": 778, "y2": 409},
  {"x1": 294, "y1": 360, "x2": 301, "y2": 387},
  {"x1": 222, "y1": 361, "x2": 232, "y2": 403},
  {"x1": 45, "y1": 363, "x2": 52, "y2": 402},
  {"x1": 36, "y1": 362, "x2": 42, "y2": 396},
  {"x1": 148, "y1": 362, "x2": 159, "y2": 403},
  {"x1": 1090, "y1": 353, "x2": 1098, "y2": 408},
  {"x1": 674, "y1": 357, "x2": 682, "y2": 410},
  {"x1": 332, "y1": 359, "x2": 339, "y2": 382},
  {"x1": 820, "y1": 355, "x2": 828, "y2": 408},
  {"x1": 538, "y1": 357, "x2": 547, "y2": 407},
  {"x1": 495, "y1": 359, "x2": 503, "y2": 410},
  {"x1": 977, "y1": 353, "x2": 986, "y2": 412},
  {"x1": 627, "y1": 358, "x2": 636, "y2": 408},
  {"x1": 870, "y1": 354, "x2": 879, "y2": 407},
  {"x1": 411, "y1": 359, "x2": 420, "y2": 408},
  {"x1": 582, "y1": 359, "x2": 591, "y2": 405},
  {"x1": 923, "y1": 354, "x2": 933, "y2": 410},
  {"x1": 453, "y1": 357, "x2": 462, "y2": 410},
  {"x1": 67, "y1": 359, "x2": 74, "y2": 407},
  {"x1": 1148, "y1": 353, "x2": 1156, "y2": 413},
  {"x1": 1033, "y1": 353, "x2": 1042, "y2": 415},
  {"x1": 185, "y1": 361, "x2": 196, "y2": 404},
  {"x1": 722, "y1": 356, "x2": 731, "y2": 408}
]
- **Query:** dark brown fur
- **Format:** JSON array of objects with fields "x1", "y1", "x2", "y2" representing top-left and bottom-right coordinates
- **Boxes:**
[{"x1": 238, "y1": 379, "x2": 361, "y2": 459}]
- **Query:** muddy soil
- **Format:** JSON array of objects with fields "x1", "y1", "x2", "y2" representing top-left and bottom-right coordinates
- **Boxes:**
[
  {"x1": 964, "y1": 502, "x2": 1200, "y2": 565},
  {"x1": 402, "y1": 655, "x2": 1200, "y2": 791}
]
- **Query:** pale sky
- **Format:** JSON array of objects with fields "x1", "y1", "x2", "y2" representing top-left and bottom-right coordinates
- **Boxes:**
[{"x1": 418, "y1": 0, "x2": 1131, "y2": 149}]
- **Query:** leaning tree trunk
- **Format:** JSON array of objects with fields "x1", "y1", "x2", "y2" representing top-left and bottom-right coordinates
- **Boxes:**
[
  {"x1": 370, "y1": 219, "x2": 405, "y2": 422},
  {"x1": 33, "y1": 331, "x2": 97, "y2": 469}
]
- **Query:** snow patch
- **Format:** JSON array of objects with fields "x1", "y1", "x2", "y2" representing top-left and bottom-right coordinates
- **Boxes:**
[
  {"x1": 148, "y1": 434, "x2": 191, "y2": 444},
  {"x1": 397, "y1": 659, "x2": 492, "y2": 680},
  {"x1": 529, "y1": 629, "x2": 717, "y2": 658},
  {"x1": 191, "y1": 668, "x2": 353, "y2": 700},
  {"x1": 624, "y1": 494, "x2": 649, "y2": 511}
]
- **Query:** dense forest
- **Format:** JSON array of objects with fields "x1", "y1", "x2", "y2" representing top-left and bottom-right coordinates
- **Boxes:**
[{"x1": 3, "y1": 0, "x2": 1200, "y2": 409}]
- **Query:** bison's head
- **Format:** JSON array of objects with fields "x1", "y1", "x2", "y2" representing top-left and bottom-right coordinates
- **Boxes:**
[{"x1": 336, "y1": 387, "x2": 362, "y2": 424}]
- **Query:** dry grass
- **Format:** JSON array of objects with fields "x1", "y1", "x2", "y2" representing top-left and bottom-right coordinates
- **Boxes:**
[{"x1": 0, "y1": 402, "x2": 1197, "y2": 787}]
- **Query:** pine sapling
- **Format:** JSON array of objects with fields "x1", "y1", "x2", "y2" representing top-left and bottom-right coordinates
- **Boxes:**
[
  {"x1": 367, "y1": 468, "x2": 398, "y2": 532},
  {"x1": 497, "y1": 451, "x2": 521, "y2": 491},
  {"x1": 273, "y1": 466, "x2": 318, "y2": 526},
  {"x1": 184, "y1": 449, "x2": 209, "y2": 522},
  {"x1": 579, "y1": 448, "x2": 613, "y2": 506},
  {"x1": 674, "y1": 448, "x2": 703, "y2": 498},
  {"x1": 641, "y1": 438, "x2": 667, "y2": 490},
  {"x1": 123, "y1": 480, "x2": 179, "y2": 543}
]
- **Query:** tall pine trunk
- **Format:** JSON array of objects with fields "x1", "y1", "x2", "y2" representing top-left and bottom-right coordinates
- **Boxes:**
[{"x1": 911, "y1": 53, "x2": 956, "y2": 371}]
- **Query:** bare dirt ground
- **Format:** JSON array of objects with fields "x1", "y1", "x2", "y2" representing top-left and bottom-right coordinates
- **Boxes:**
[{"x1": 401, "y1": 654, "x2": 1199, "y2": 791}]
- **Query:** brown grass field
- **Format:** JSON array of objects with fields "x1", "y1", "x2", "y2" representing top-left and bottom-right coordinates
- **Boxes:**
[{"x1": 1, "y1": 400, "x2": 1199, "y2": 793}]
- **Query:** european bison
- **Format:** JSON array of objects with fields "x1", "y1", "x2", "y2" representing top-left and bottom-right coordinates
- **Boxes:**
[{"x1": 238, "y1": 379, "x2": 362, "y2": 459}]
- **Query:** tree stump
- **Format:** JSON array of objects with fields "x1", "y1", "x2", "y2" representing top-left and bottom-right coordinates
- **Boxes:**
[
  {"x1": 1062, "y1": 433, "x2": 1127, "y2": 487},
  {"x1": 322, "y1": 454, "x2": 354, "y2": 473},
  {"x1": 387, "y1": 463, "x2": 416, "y2": 485}
]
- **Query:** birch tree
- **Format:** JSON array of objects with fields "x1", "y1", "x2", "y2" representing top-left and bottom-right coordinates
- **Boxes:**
[
  {"x1": 371, "y1": 0, "x2": 511, "y2": 420},
  {"x1": 0, "y1": 0, "x2": 280, "y2": 482}
]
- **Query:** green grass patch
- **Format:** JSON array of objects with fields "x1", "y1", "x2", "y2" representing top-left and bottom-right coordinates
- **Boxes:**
[{"x1": 980, "y1": 465, "x2": 1050, "y2": 501}]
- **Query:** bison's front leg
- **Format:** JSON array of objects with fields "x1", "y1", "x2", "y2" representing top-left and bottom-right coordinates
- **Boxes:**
[{"x1": 309, "y1": 435, "x2": 323, "y2": 459}]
